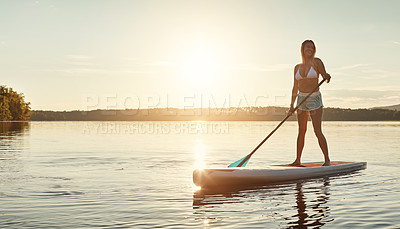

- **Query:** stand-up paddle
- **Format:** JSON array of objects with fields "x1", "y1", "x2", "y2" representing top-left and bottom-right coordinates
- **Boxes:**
[{"x1": 228, "y1": 78, "x2": 327, "y2": 168}]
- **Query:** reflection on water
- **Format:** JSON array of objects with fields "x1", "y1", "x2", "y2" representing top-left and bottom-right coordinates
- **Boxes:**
[
  {"x1": 0, "y1": 122, "x2": 29, "y2": 151},
  {"x1": 0, "y1": 122, "x2": 29, "y2": 135},
  {"x1": 288, "y1": 178, "x2": 332, "y2": 228},
  {"x1": 0, "y1": 122, "x2": 29, "y2": 171},
  {"x1": 193, "y1": 177, "x2": 333, "y2": 228}
]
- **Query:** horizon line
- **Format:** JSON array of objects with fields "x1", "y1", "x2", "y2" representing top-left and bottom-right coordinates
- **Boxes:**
[{"x1": 31, "y1": 105, "x2": 398, "y2": 112}]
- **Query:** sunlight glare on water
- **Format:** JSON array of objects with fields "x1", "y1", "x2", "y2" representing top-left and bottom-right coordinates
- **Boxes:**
[{"x1": 193, "y1": 139, "x2": 206, "y2": 170}]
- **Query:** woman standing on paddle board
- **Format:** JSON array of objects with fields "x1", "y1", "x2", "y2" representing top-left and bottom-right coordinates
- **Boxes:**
[{"x1": 288, "y1": 40, "x2": 331, "y2": 166}]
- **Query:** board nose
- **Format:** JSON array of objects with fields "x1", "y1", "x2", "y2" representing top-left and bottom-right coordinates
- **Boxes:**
[{"x1": 193, "y1": 169, "x2": 201, "y2": 186}]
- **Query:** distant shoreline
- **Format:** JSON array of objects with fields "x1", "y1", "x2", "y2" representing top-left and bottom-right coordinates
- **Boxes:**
[{"x1": 28, "y1": 107, "x2": 400, "y2": 121}]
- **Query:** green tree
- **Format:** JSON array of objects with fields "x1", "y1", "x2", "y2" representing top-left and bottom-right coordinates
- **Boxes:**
[{"x1": 0, "y1": 85, "x2": 31, "y2": 121}]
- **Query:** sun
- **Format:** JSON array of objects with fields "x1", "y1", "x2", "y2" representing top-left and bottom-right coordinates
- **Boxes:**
[{"x1": 180, "y1": 46, "x2": 221, "y2": 90}]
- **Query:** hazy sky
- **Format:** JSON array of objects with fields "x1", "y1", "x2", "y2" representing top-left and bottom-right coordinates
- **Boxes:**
[{"x1": 1, "y1": 0, "x2": 399, "y2": 110}]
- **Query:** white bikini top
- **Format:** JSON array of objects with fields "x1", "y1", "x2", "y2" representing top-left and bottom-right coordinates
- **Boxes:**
[{"x1": 295, "y1": 65, "x2": 318, "y2": 80}]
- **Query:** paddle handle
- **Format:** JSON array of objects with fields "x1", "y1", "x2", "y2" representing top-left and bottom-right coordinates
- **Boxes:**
[{"x1": 236, "y1": 78, "x2": 326, "y2": 167}]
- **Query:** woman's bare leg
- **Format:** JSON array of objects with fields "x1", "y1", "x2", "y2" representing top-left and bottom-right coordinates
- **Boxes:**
[
  {"x1": 310, "y1": 107, "x2": 330, "y2": 166},
  {"x1": 290, "y1": 109, "x2": 309, "y2": 166}
]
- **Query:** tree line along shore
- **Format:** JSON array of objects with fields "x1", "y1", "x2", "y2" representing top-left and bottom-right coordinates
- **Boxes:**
[
  {"x1": 30, "y1": 107, "x2": 400, "y2": 121},
  {"x1": 1, "y1": 85, "x2": 399, "y2": 122},
  {"x1": 0, "y1": 85, "x2": 31, "y2": 121}
]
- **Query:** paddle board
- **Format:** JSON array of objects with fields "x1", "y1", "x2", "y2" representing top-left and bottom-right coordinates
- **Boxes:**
[{"x1": 193, "y1": 161, "x2": 367, "y2": 188}]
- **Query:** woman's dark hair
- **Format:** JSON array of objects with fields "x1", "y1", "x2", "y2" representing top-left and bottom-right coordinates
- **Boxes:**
[{"x1": 301, "y1": 40, "x2": 316, "y2": 63}]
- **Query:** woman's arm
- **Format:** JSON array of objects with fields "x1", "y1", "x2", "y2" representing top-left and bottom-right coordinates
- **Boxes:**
[
  {"x1": 315, "y1": 58, "x2": 331, "y2": 83},
  {"x1": 289, "y1": 66, "x2": 299, "y2": 114}
]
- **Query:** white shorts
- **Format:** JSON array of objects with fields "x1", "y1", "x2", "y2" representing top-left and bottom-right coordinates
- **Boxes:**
[{"x1": 296, "y1": 91, "x2": 323, "y2": 111}]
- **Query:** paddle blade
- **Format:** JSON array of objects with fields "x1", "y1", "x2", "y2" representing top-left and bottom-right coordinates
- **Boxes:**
[{"x1": 228, "y1": 154, "x2": 250, "y2": 167}]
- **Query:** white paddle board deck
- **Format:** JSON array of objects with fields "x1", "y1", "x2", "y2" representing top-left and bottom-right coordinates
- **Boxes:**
[{"x1": 193, "y1": 161, "x2": 367, "y2": 188}]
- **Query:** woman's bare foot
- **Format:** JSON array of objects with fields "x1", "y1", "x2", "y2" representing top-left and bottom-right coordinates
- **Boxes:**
[
  {"x1": 288, "y1": 161, "x2": 301, "y2": 167},
  {"x1": 322, "y1": 161, "x2": 331, "y2": 166}
]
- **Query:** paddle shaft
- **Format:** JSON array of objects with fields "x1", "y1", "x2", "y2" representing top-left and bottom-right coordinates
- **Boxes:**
[{"x1": 236, "y1": 78, "x2": 326, "y2": 167}]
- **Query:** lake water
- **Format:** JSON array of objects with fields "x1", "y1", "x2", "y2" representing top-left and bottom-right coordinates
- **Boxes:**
[{"x1": 1, "y1": 121, "x2": 399, "y2": 228}]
